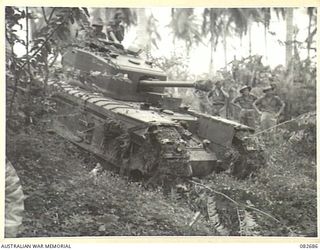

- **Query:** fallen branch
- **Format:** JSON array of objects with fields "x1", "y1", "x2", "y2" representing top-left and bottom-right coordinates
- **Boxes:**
[
  {"x1": 250, "y1": 112, "x2": 316, "y2": 137},
  {"x1": 247, "y1": 206, "x2": 280, "y2": 223},
  {"x1": 189, "y1": 180, "x2": 281, "y2": 223}
]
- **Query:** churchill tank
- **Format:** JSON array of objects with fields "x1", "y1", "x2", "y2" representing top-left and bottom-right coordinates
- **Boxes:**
[{"x1": 49, "y1": 38, "x2": 264, "y2": 183}]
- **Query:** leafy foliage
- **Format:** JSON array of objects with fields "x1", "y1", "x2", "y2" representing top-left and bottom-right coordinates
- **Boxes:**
[
  {"x1": 103, "y1": 8, "x2": 137, "y2": 27},
  {"x1": 237, "y1": 208, "x2": 259, "y2": 236},
  {"x1": 202, "y1": 8, "x2": 225, "y2": 44},
  {"x1": 227, "y1": 8, "x2": 263, "y2": 37},
  {"x1": 6, "y1": 7, "x2": 90, "y2": 78},
  {"x1": 207, "y1": 196, "x2": 230, "y2": 235},
  {"x1": 6, "y1": 7, "x2": 89, "y2": 122},
  {"x1": 255, "y1": 115, "x2": 316, "y2": 236},
  {"x1": 169, "y1": 8, "x2": 202, "y2": 53},
  {"x1": 306, "y1": 7, "x2": 317, "y2": 56},
  {"x1": 151, "y1": 53, "x2": 191, "y2": 81},
  {"x1": 272, "y1": 58, "x2": 316, "y2": 119},
  {"x1": 150, "y1": 53, "x2": 197, "y2": 102},
  {"x1": 29, "y1": 8, "x2": 89, "y2": 71},
  {"x1": 178, "y1": 111, "x2": 316, "y2": 236},
  {"x1": 226, "y1": 52, "x2": 316, "y2": 119},
  {"x1": 201, "y1": 8, "x2": 263, "y2": 45}
]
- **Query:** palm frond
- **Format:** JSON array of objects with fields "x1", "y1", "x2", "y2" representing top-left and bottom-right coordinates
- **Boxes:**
[
  {"x1": 274, "y1": 7, "x2": 286, "y2": 20},
  {"x1": 169, "y1": 8, "x2": 202, "y2": 47},
  {"x1": 261, "y1": 8, "x2": 271, "y2": 28},
  {"x1": 117, "y1": 8, "x2": 137, "y2": 26}
]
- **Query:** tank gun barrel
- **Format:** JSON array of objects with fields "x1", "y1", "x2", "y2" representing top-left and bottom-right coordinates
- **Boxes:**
[
  {"x1": 139, "y1": 80, "x2": 212, "y2": 92},
  {"x1": 139, "y1": 80, "x2": 195, "y2": 88}
]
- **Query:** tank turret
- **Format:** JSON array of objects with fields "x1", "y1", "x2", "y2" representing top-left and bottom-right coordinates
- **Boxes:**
[{"x1": 62, "y1": 39, "x2": 212, "y2": 110}]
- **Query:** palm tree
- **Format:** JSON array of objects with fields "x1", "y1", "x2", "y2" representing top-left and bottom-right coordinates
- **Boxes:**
[
  {"x1": 260, "y1": 8, "x2": 271, "y2": 63},
  {"x1": 169, "y1": 8, "x2": 202, "y2": 55},
  {"x1": 229, "y1": 8, "x2": 262, "y2": 56},
  {"x1": 306, "y1": 7, "x2": 317, "y2": 59},
  {"x1": 132, "y1": 8, "x2": 148, "y2": 49},
  {"x1": 201, "y1": 8, "x2": 236, "y2": 70},
  {"x1": 202, "y1": 8, "x2": 263, "y2": 70},
  {"x1": 202, "y1": 8, "x2": 224, "y2": 75},
  {"x1": 131, "y1": 9, "x2": 161, "y2": 59},
  {"x1": 270, "y1": 8, "x2": 294, "y2": 68},
  {"x1": 285, "y1": 8, "x2": 294, "y2": 68}
]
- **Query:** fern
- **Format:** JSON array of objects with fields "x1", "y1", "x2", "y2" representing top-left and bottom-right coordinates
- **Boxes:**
[
  {"x1": 207, "y1": 196, "x2": 230, "y2": 236},
  {"x1": 237, "y1": 207, "x2": 259, "y2": 236}
]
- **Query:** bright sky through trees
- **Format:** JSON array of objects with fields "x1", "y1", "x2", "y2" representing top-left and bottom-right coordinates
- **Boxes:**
[
  {"x1": 12, "y1": 7, "x2": 315, "y2": 76},
  {"x1": 122, "y1": 8, "x2": 315, "y2": 75}
]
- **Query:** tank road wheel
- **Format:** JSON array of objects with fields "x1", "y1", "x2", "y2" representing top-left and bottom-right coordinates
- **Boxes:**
[
  {"x1": 129, "y1": 169, "x2": 144, "y2": 182},
  {"x1": 127, "y1": 140, "x2": 161, "y2": 185}
]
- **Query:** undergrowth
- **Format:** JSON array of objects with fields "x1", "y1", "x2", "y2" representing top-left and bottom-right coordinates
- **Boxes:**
[{"x1": 6, "y1": 89, "x2": 316, "y2": 237}]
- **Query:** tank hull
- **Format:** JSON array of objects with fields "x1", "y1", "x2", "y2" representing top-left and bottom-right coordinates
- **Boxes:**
[{"x1": 51, "y1": 83, "x2": 221, "y2": 180}]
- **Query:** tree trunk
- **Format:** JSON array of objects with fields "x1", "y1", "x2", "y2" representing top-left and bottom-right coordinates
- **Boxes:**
[
  {"x1": 223, "y1": 22, "x2": 227, "y2": 69},
  {"x1": 26, "y1": 6, "x2": 32, "y2": 103},
  {"x1": 186, "y1": 42, "x2": 190, "y2": 57},
  {"x1": 248, "y1": 18, "x2": 252, "y2": 56},
  {"x1": 26, "y1": 7, "x2": 30, "y2": 78},
  {"x1": 264, "y1": 25, "x2": 268, "y2": 64},
  {"x1": 285, "y1": 8, "x2": 294, "y2": 67},
  {"x1": 307, "y1": 8, "x2": 312, "y2": 59},
  {"x1": 133, "y1": 8, "x2": 149, "y2": 51},
  {"x1": 209, "y1": 37, "x2": 215, "y2": 77}
]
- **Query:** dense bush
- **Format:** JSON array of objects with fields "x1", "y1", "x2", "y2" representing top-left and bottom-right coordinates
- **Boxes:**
[{"x1": 193, "y1": 111, "x2": 317, "y2": 236}]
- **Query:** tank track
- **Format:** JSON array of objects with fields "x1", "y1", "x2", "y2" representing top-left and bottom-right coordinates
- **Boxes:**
[
  {"x1": 49, "y1": 81, "x2": 198, "y2": 183},
  {"x1": 224, "y1": 131, "x2": 265, "y2": 179}
]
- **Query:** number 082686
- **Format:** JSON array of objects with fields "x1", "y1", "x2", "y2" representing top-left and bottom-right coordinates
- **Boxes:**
[{"x1": 300, "y1": 244, "x2": 318, "y2": 248}]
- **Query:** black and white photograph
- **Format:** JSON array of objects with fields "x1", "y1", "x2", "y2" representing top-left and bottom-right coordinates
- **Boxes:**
[{"x1": 4, "y1": 6, "x2": 317, "y2": 239}]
